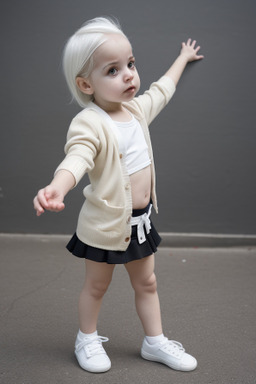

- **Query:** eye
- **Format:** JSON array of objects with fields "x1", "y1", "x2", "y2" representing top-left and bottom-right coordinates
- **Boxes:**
[
  {"x1": 128, "y1": 60, "x2": 135, "y2": 69},
  {"x1": 108, "y1": 67, "x2": 118, "y2": 76}
]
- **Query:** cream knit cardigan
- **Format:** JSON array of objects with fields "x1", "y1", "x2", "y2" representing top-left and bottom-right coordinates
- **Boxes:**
[{"x1": 55, "y1": 76, "x2": 176, "y2": 251}]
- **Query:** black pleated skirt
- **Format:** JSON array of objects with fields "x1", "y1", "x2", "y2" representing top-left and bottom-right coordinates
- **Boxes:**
[{"x1": 66, "y1": 203, "x2": 161, "y2": 264}]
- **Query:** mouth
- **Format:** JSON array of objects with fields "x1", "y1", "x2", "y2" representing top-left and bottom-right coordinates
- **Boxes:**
[{"x1": 125, "y1": 85, "x2": 136, "y2": 93}]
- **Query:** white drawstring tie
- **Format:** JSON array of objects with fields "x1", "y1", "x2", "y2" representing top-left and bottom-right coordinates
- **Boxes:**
[{"x1": 130, "y1": 204, "x2": 152, "y2": 244}]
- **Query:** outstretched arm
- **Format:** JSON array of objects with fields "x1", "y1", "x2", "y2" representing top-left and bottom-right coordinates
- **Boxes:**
[
  {"x1": 33, "y1": 169, "x2": 75, "y2": 216},
  {"x1": 165, "y1": 38, "x2": 204, "y2": 86}
]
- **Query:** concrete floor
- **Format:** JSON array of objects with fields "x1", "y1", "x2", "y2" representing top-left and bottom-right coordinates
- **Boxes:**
[{"x1": 0, "y1": 234, "x2": 256, "y2": 384}]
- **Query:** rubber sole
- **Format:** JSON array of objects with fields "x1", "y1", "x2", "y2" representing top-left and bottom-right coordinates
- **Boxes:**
[{"x1": 141, "y1": 349, "x2": 197, "y2": 372}]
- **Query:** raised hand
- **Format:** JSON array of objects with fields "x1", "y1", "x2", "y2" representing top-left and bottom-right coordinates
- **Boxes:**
[{"x1": 180, "y1": 38, "x2": 204, "y2": 62}]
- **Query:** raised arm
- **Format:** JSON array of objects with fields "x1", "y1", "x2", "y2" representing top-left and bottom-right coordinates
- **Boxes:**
[
  {"x1": 165, "y1": 38, "x2": 204, "y2": 86},
  {"x1": 33, "y1": 169, "x2": 75, "y2": 216}
]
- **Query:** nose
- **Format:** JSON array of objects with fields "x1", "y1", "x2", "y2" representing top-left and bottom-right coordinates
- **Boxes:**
[{"x1": 124, "y1": 68, "x2": 134, "y2": 82}]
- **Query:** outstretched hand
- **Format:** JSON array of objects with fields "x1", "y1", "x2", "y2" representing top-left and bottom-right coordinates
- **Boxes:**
[
  {"x1": 180, "y1": 38, "x2": 204, "y2": 62},
  {"x1": 33, "y1": 185, "x2": 65, "y2": 216}
]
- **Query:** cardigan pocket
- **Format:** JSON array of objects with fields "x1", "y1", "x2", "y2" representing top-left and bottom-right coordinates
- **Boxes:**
[
  {"x1": 98, "y1": 199, "x2": 125, "y2": 233},
  {"x1": 83, "y1": 196, "x2": 125, "y2": 234}
]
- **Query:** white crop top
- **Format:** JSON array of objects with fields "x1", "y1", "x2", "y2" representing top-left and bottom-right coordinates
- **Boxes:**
[
  {"x1": 85, "y1": 102, "x2": 151, "y2": 175},
  {"x1": 112, "y1": 115, "x2": 151, "y2": 175}
]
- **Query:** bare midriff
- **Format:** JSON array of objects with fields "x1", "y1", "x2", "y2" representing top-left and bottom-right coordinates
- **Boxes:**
[{"x1": 130, "y1": 165, "x2": 151, "y2": 209}]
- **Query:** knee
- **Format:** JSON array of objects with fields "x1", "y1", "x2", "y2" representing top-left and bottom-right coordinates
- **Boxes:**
[
  {"x1": 86, "y1": 278, "x2": 111, "y2": 300},
  {"x1": 132, "y1": 273, "x2": 157, "y2": 295}
]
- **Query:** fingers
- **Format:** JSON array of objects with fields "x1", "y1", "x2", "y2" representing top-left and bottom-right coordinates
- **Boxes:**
[
  {"x1": 182, "y1": 38, "x2": 203, "y2": 61},
  {"x1": 37, "y1": 188, "x2": 49, "y2": 208},
  {"x1": 33, "y1": 195, "x2": 65, "y2": 215},
  {"x1": 33, "y1": 186, "x2": 65, "y2": 216},
  {"x1": 33, "y1": 197, "x2": 44, "y2": 216},
  {"x1": 185, "y1": 38, "x2": 197, "y2": 48},
  {"x1": 195, "y1": 45, "x2": 204, "y2": 60},
  {"x1": 33, "y1": 189, "x2": 48, "y2": 216},
  {"x1": 47, "y1": 201, "x2": 65, "y2": 213}
]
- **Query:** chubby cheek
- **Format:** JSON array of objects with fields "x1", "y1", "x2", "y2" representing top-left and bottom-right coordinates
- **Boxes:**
[{"x1": 134, "y1": 73, "x2": 141, "y2": 93}]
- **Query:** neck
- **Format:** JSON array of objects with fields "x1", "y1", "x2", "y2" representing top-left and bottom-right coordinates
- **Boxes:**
[
  {"x1": 93, "y1": 100, "x2": 131, "y2": 122},
  {"x1": 93, "y1": 99, "x2": 122, "y2": 113}
]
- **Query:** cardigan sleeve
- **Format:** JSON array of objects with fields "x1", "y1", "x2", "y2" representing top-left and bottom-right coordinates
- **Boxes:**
[
  {"x1": 54, "y1": 112, "x2": 101, "y2": 186},
  {"x1": 129, "y1": 76, "x2": 176, "y2": 125}
]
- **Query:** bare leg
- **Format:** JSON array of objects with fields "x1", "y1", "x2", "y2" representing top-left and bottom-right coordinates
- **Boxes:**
[
  {"x1": 79, "y1": 259, "x2": 115, "y2": 334},
  {"x1": 125, "y1": 254, "x2": 163, "y2": 336}
]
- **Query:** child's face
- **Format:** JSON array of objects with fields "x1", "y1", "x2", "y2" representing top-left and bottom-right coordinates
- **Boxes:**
[{"x1": 79, "y1": 34, "x2": 140, "y2": 110}]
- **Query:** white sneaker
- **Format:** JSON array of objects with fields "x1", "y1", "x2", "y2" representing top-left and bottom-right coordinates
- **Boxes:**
[
  {"x1": 75, "y1": 332, "x2": 111, "y2": 373},
  {"x1": 141, "y1": 337, "x2": 197, "y2": 371}
]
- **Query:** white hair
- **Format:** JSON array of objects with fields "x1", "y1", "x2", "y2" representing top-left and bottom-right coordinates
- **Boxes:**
[{"x1": 62, "y1": 17, "x2": 126, "y2": 107}]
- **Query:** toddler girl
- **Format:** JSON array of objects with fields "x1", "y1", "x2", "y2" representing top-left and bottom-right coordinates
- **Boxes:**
[{"x1": 33, "y1": 17, "x2": 203, "y2": 373}]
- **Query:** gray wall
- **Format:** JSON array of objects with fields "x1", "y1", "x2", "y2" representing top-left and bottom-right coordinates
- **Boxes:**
[{"x1": 1, "y1": 0, "x2": 256, "y2": 235}]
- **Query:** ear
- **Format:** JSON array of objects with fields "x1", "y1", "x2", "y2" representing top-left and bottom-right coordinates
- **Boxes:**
[{"x1": 76, "y1": 77, "x2": 94, "y2": 95}]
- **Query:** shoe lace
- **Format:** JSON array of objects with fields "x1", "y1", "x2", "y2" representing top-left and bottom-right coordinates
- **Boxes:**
[
  {"x1": 76, "y1": 336, "x2": 109, "y2": 357},
  {"x1": 160, "y1": 339, "x2": 185, "y2": 358}
]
